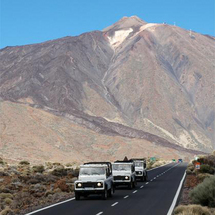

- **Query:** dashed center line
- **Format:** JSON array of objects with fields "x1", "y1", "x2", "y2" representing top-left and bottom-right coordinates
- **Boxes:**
[
  {"x1": 140, "y1": 185, "x2": 144, "y2": 188},
  {"x1": 133, "y1": 190, "x2": 138, "y2": 193},
  {"x1": 124, "y1": 195, "x2": 129, "y2": 199},
  {"x1": 96, "y1": 212, "x2": 103, "y2": 215},
  {"x1": 146, "y1": 182, "x2": 149, "y2": 184},
  {"x1": 111, "y1": 202, "x2": 118, "y2": 207}
]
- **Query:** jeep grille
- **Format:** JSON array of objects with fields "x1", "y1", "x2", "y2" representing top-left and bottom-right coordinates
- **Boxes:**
[
  {"x1": 82, "y1": 182, "x2": 97, "y2": 188},
  {"x1": 114, "y1": 176, "x2": 126, "y2": 180}
]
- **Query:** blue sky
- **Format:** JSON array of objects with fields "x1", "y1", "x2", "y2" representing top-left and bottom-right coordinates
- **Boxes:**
[{"x1": 0, "y1": 0, "x2": 214, "y2": 48}]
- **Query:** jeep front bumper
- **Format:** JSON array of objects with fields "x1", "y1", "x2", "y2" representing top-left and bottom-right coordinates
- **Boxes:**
[
  {"x1": 75, "y1": 181, "x2": 105, "y2": 193},
  {"x1": 113, "y1": 176, "x2": 131, "y2": 185}
]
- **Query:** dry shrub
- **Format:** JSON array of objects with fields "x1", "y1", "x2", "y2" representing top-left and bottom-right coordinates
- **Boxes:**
[
  {"x1": 0, "y1": 158, "x2": 5, "y2": 165},
  {"x1": 51, "y1": 167, "x2": 67, "y2": 177},
  {"x1": 186, "y1": 163, "x2": 195, "y2": 175},
  {"x1": 54, "y1": 179, "x2": 69, "y2": 192},
  {"x1": 4, "y1": 198, "x2": 13, "y2": 205},
  {"x1": 32, "y1": 165, "x2": 45, "y2": 173},
  {"x1": 0, "y1": 193, "x2": 13, "y2": 200},
  {"x1": 199, "y1": 164, "x2": 215, "y2": 175},
  {"x1": 0, "y1": 206, "x2": 14, "y2": 215},
  {"x1": 174, "y1": 204, "x2": 212, "y2": 215},
  {"x1": 190, "y1": 176, "x2": 215, "y2": 207},
  {"x1": 197, "y1": 173, "x2": 212, "y2": 183},
  {"x1": 19, "y1": 161, "x2": 30, "y2": 166},
  {"x1": 45, "y1": 162, "x2": 53, "y2": 169}
]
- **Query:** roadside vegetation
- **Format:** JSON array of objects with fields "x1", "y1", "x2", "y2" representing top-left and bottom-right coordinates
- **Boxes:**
[
  {"x1": 174, "y1": 151, "x2": 215, "y2": 215},
  {"x1": 146, "y1": 158, "x2": 170, "y2": 169},
  {"x1": 0, "y1": 158, "x2": 79, "y2": 215}
]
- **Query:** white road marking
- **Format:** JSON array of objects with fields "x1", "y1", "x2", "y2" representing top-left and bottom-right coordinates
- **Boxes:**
[
  {"x1": 96, "y1": 212, "x2": 103, "y2": 215},
  {"x1": 154, "y1": 177, "x2": 156, "y2": 179},
  {"x1": 25, "y1": 197, "x2": 75, "y2": 215},
  {"x1": 167, "y1": 171, "x2": 187, "y2": 215},
  {"x1": 140, "y1": 185, "x2": 144, "y2": 188},
  {"x1": 111, "y1": 202, "x2": 119, "y2": 207},
  {"x1": 124, "y1": 195, "x2": 129, "y2": 199},
  {"x1": 146, "y1": 182, "x2": 149, "y2": 184},
  {"x1": 133, "y1": 190, "x2": 138, "y2": 193}
]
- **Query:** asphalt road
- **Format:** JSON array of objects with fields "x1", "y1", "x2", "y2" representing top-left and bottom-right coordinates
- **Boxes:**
[{"x1": 27, "y1": 162, "x2": 187, "y2": 215}]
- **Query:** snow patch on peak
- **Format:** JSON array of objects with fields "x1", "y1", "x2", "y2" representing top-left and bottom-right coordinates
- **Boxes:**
[
  {"x1": 129, "y1": 23, "x2": 159, "y2": 40},
  {"x1": 139, "y1": 23, "x2": 158, "y2": 31},
  {"x1": 108, "y1": 28, "x2": 133, "y2": 49}
]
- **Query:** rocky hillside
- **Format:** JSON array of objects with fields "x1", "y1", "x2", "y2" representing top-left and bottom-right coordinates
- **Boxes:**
[
  {"x1": 0, "y1": 16, "x2": 214, "y2": 163},
  {"x1": 0, "y1": 101, "x2": 199, "y2": 164}
]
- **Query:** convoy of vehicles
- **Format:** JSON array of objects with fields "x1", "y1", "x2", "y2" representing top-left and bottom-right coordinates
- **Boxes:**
[{"x1": 74, "y1": 158, "x2": 148, "y2": 200}]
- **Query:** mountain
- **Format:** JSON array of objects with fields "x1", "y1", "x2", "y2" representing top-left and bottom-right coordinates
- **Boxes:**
[{"x1": 0, "y1": 16, "x2": 214, "y2": 163}]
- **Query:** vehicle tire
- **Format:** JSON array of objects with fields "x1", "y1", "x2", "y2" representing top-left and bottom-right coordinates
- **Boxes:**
[
  {"x1": 129, "y1": 181, "x2": 133, "y2": 189},
  {"x1": 102, "y1": 188, "x2": 108, "y2": 200},
  {"x1": 141, "y1": 176, "x2": 144, "y2": 182},
  {"x1": 135, "y1": 178, "x2": 137, "y2": 187},
  {"x1": 112, "y1": 184, "x2": 115, "y2": 193},
  {"x1": 109, "y1": 183, "x2": 115, "y2": 197},
  {"x1": 75, "y1": 192, "x2": 80, "y2": 200},
  {"x1": 108, "y1": 188, "x2": 112, "y2": 197},
  {"x1": 144, "y1": 173, "x2": 148, "y2": 182}
]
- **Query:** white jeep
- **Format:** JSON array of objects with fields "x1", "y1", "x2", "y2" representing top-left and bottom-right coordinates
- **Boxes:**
[
  {"x1": 112, "y1": 161, "x2": 136, "y2": 189},
  {"x1": 74, "y1": 162, "x2": 114, "y2": 200},
  {"x1": 130, "y1": 159, "x2": 148, "y2": 182}
]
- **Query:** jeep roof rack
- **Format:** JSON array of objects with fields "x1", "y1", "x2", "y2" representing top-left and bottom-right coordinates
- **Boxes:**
[
  {"x1": 84, "y1": 162, "x2": 111, "y2": 166},
  {"x1": 129, "y1": 158, "x2": 146, "y2": 161},
  {"x1": 114, "y1": 160, "x2": 134, "y2": 163},
  {"x1": 84, "y1": 162, "x2": 112, "y2": 172}
]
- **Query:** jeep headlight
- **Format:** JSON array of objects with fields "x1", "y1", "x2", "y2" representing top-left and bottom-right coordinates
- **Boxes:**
[
  {"x1": 97, "y1": 182, "x2": 103, "y2": 187},
  {"x1": 125, "y1": 176, "x2": 129, "y2": 180},
  {"x1": 77, "y1": 183, "x2": 82, "y2": 187}
]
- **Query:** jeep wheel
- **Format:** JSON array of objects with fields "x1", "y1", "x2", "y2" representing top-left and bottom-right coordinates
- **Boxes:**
[
  {"x1": 141, "y1": 176, "x2": 144, "y2": 182},
  {"x1": 108, "y1": 188, "x2": 112, "y2": 197},
  {"x1": 134, "y1": 180, "x2": 137, "y2": 187},
  {"x1": 102, "y1": 188, "x2": 108, "y2": 200},
  {"x1": 144, "y1": 174, "x2": 148, "y2": 182},
  {"x1": 75, "y1": 192, "x2": 80, "y2": 200},
  {"x1": 112, "y1": 184, "x2": 115, "y2": 193},
  {"x1": 129, "y1": 181, "x2": 133, "y2": 190}
]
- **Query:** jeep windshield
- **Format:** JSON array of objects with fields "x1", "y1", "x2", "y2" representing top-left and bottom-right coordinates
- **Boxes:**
[
  {"x1": 113, "y1": 164, "x2": 131, "y2": 171},
  {"x1": 79, "y1": 167, "x2": 106, "y2": 176},
  {"x1": 134, "y1": 161, "x2": 143, "y2": 167}
]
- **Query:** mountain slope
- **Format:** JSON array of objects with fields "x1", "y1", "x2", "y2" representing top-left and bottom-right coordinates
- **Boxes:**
[
  {"x1": 0, "y1": 101, "x2": 201, "y2": 164},
  {"x1": 0, "y1": 16, "x2": 214, "y2": 163},
  {"x1": 102, "y1": 17, "x2": 215, "y2": 151}
]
